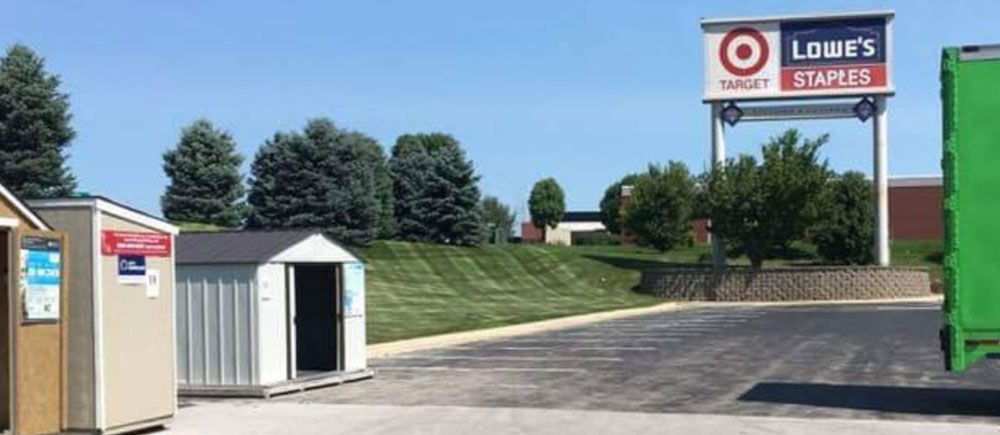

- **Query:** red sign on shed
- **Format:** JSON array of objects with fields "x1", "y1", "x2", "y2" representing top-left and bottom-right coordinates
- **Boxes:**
[{"x1": 101, "y1": 231, "x2": 172, "y2": 257}]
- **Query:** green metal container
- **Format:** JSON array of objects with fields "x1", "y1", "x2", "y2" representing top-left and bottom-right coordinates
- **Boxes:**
[{"x1": 941, "y1": 45, "x2": 1000, "y2": 372}]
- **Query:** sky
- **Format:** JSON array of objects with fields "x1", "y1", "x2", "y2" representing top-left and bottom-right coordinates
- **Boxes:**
[{"x1": 2, "y1": 1, "x2": 995, "y2": 222}]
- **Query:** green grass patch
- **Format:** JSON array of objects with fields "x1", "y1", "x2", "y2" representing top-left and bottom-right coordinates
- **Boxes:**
[{"x1": 359, "y1": 240, "x2": 942, "y2": 343}]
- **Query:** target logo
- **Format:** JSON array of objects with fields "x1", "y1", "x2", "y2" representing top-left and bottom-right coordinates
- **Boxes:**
[{"x1": 719, "y1": 27, "x2": 770, "y2": 76}]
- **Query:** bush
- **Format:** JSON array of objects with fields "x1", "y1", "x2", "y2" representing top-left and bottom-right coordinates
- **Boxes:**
[
  {"x1": 623, "y1": 162, "x2": 697, "y2": 252},
  {"x1": 813, "y1": 171, "x2": 875, "y2": 264},
  {"x1": 571, "y1": 231, "x2": 621, "y2": 246},
  {"x1": 701, "y1": 129, "x2": 831, "y2": 267}
]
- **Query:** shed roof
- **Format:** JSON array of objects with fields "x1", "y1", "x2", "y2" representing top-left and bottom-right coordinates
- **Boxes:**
[{"x1": 176, "y1": 230, "x2": 358, "y2": 264}]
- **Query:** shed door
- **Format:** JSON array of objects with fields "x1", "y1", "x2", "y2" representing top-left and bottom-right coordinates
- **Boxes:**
[
  {"x1": 293, "y1": 265, "x2": 340, "y2": 373},
  {"x1": 12, "y1": 229, "x2": 68, "y2": 435}
]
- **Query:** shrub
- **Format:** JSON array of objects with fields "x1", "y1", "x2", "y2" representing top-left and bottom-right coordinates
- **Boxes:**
[
  {"x1": 701, "y1": 129, "x2": 831, "y2": 267},
  {"x1": 571, "y1": 231, "x2": 621, "y2": 246},
  {"x1": 623, "y1": 162, "x2": 697, "y2": 252},
  {"x1": 813, "y1": 171, "x2": 875, "y2": 264}
]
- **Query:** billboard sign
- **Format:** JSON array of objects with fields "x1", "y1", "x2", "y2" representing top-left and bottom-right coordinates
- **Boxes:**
[{"x1": 703, "y1": 11, "x2": 893, "y2": 101}]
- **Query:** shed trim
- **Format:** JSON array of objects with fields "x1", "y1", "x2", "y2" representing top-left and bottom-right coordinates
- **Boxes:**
[
  {"x1": 27, "y1": 197, "x2": 178, "y2": 235},
  {"x1": 0, "y1": 183, "x2": 51, "y2": 230}
]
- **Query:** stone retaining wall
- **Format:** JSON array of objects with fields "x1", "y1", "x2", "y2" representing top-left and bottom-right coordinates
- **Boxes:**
[{"x1": 640, "y1": 266, "x2": 931, "y2": 301}]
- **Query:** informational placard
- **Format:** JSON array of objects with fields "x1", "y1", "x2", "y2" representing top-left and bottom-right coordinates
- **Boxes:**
[
  {"x1": 703, "y1": 12, "x2": 893, "y2": 101},
  {"x1": 342, "y1": 262, "x2": 365, "y2": 317},
  {"x1": 20, "y1": 236, "x2": 62, "y2": 322},
  {"x1": 101, "y1": 230, "x2": 172, "y2": 257},
  {"x1": 118, "y1": 255, "x2": 146, "y2": 285},
  {"x1": 146, "y1": 269, "x2": 160, "y2": 299}
]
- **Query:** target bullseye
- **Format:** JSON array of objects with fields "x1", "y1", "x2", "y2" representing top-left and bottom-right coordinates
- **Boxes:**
[{"x1": 719, "y1": 27, "x2": 769, "y2": 76}]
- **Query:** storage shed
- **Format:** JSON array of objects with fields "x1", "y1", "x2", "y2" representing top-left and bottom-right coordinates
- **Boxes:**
[
  {"x1": 174, "y1": 230, "x2": 371, "y2": 397},
  {"x1": 28, "y1": 196, "x2": 179, "y2": 434},
  {"x1": 0, "y1": 184, "x2": 69, "y2": 435}
]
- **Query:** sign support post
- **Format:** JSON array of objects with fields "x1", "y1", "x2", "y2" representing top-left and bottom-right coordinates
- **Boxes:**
[
  {"x1": 873, "y1": 95, "x2": 890, "y2": 266},
  {"x1": 710, "y1": 101, "x2": 727, "y2": 269}
]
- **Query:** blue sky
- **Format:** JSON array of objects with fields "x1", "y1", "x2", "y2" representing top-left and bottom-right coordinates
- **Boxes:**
[{"x1": 3, "y1": 1, "x2": 995, "y2": 221}]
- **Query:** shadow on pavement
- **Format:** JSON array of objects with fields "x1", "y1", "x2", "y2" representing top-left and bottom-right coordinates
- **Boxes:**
[
  {"x1": 739, "y1": 382, "x2": 1000, "y2": 417},
  {"x1": 583, "y1": 254, "x2": 709, "y2": 271}
]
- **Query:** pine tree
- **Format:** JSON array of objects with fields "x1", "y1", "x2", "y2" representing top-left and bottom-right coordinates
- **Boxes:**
[
  {"x1": 161, "y1": 119, "x2": 245, "y2": 227},
  {"x1": 246, "y1": 119, "x2": 383, "y2": 245},
  {"x1": 390, "y1": 133, "x2": 483, "y2": 245},
  {"x1": 0, "y1": 44, "x2": 76, "y2": 198}
]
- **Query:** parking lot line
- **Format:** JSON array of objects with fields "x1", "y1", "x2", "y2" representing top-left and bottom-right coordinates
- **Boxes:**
[
  {"x1": 376, "y1": 366, "x2": 588, "y2": 374},
  {"x1": 446, "y1": 346, "x2": 658, "y2": 351},
  {"x1": 387, "y1": 355, "x2": 624, "y2": 362}
]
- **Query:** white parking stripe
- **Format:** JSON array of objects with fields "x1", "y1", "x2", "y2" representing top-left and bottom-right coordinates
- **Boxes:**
[
  {"x1": 506, "y1": 337, "x2": 684, "y2": 343},
  {"x1": 377, "y1": 366, "x2": 588, "y2": 374},
  {"x1": 389, "y1": 355, "x2": 623, "y2": 362},
  {"x1": 446, "y1": 346, "x2": 657, "y2": 352}
]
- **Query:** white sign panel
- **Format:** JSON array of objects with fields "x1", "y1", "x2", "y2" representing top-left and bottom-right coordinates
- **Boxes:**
[
  {"x1": 146, "y1": 269, "x2": 160, "y2": 299},
  {"x1": 343, "y1": 262, "x2": 365, "y2": 317},
  {"x1": 20, "y1": 236, "x2": 62, "y2": 322},
  {"x1": 703, "y1": 11, "x2": 893, "y2": 101}
]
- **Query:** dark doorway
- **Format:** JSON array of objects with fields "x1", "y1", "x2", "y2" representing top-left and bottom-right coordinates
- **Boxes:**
[
  {"x1": 294, "y1": 264, "x2": 340, "y2": 375},
  {"x1": 0, "y1": 230, "x2": 9, "y2": 431}
]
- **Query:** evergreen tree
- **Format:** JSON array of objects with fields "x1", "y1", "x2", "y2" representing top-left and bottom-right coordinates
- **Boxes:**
[
  {"x1": 390, "y1": 133, "x2": 483, "y2": 245},
  {"x1": 528, "y1": 178, "x2": 565, "y2": 241},
  {"x1": 161, "y1": 119, "x2": 245, "y2": 227},
  {"x1": 246, "y1": 119, "x2": 382, "y2": 245},
  {"x1": 0, "y1": 44, "x2": 76, "y2": 198}
]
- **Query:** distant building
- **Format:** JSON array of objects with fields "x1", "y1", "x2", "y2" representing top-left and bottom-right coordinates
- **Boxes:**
[
  {"x1": 888, "y1": 175, "x2": 942, "y2": 241},
  {"x1": 521, "y1": 211, "x2": 605, "y2": 245}
]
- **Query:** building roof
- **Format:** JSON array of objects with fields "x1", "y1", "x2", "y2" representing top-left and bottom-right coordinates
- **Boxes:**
[
  {"x1": 889, "y1": 175, "x2": 941, "y2": 188},
  {"x1": 562, "y1": 211, "x2": 602, "y2": 223},
  {"x1": 28, "y1": 195, "x2": 178, "y2": 234},
  {"x1": 176, "y1": 230, "x2": 359, "y2": 264}
]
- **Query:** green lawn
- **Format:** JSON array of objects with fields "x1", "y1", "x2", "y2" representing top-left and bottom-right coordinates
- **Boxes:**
[{"x1": 359, "y1": 240, "x2": 942, "y2": 344}]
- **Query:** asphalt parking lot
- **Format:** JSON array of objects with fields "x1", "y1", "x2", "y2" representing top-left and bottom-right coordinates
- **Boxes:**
[{"x1": 280, "y1": 302, "x2": 1000, "y2": 423}]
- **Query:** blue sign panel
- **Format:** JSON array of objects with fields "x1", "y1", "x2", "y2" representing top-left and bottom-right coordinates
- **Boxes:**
[
  {"x1": 118, "y1": 255, "x2": 147, "y2": 284},
  {"x1": 780, "y1": 17, "x2": 887, "y2": 67}
]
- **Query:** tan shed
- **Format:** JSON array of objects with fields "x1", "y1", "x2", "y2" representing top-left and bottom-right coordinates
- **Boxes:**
[
  {"x1": 0, "y1": 183, "x2": 70, "y2": 435},
  {"x1": 29, "y1": 196, "x2": 178, "y2": 434}
]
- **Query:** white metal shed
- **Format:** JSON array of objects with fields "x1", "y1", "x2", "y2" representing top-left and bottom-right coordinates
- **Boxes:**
[{"x1": 174, "y1": 230, "x2": 371, "y2": 397}]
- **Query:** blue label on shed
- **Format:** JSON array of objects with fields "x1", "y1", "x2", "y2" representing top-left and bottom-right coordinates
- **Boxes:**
[{"x1": 118, "y1": 255, "x2": 146, "y2": 284}]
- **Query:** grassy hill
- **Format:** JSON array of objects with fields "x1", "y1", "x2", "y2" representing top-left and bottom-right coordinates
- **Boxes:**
[
  {"x1": 358, "y1": 242, "x2": 681, "y2": 343},
  {"x1": 358, "y1": 240, "x2": 942, "y2": 344}
]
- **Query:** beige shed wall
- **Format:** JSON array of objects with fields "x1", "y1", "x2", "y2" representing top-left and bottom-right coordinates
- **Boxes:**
[
  {"x1": 29, "y1": 207, "x2": 96, "y2": 430},
  {"x1": 99, "y1": 214, "x2": 175, "y2": 430}
]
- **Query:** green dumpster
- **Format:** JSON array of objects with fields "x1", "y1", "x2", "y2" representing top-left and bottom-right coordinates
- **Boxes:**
[{"x1": 941, "y1": 44, "x2": 1000, "y2": 372}]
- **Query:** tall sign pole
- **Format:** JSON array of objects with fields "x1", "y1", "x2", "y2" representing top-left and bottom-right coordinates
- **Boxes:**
[
  {"x1": 873, "y1": 95, "x2": 890, "y2": 265},
  {"x1": 710, "y1": 102, "x2": 727, "y2": 269}
]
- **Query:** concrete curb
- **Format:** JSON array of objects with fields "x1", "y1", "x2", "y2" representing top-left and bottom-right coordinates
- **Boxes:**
[
  {"x1": 367, "y1": 302, "x2": 685, "y2": 359},
  {"x1": 367, "y1": 295, "x2": 943, "y2": 359},
  {"x1": 689, "y1": 295, "x2": 943, "y2": 309}
]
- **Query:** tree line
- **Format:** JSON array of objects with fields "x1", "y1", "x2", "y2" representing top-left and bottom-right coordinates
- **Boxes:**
[
  {"x1": 0, "y1": 44, "x2": 515, "y2": 246},
  {"x1": 590, "y1": 129, "x2": 875, "y2": 267},
  {"x1": 162, "y1": 118, "x2": 512, "y2": 246}
]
